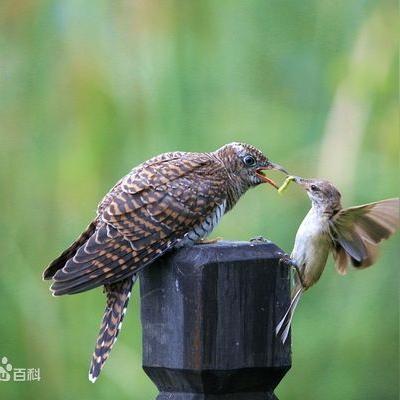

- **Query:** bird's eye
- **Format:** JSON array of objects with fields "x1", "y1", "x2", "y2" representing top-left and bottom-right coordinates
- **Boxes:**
[
  {"x1": 310, "y1": 184, "x2": 319, "y2": 191},
  {"x1": 243, "y1": 155, "x2": 256, "y2": 167}
]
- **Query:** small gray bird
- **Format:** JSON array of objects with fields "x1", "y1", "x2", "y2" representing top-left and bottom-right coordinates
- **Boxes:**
[
  {"x1": 43, "y1": 142, "x2": 287, "y2": 381},
  {"x1": 276, "y1": 177, "x2": 399, "y2": 343}
]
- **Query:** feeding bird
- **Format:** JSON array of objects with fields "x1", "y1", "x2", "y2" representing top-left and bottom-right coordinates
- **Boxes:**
[
  {"x1": 43, "y1": 142, "x2": 287, "y2": 382},
  {"x1": 276, "y1": 177, "x2": 399, "y2": 343}
]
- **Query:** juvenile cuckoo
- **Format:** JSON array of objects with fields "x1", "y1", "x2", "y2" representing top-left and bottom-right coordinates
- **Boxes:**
[{"x1": 43, "y1": 142, "x2": 287, "y2": 381}]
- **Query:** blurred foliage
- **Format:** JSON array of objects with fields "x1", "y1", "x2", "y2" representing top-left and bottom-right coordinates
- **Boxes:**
[{"x1": 0, "y1": 1, "x2": 398, "y2": 399}]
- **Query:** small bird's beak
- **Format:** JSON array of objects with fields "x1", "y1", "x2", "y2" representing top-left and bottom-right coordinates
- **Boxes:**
[
  {"x1": 292, "y1": 176, "x2": 304, "y2": 184},
  {"x1": 256, "y1": 161, "x2": 288, "y2": 189},
  {"x1": 292, "y1": 176, "x2": 311, "y2": 190}
]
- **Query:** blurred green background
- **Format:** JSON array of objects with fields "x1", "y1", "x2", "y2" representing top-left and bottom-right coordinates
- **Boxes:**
[{"x1": 0, "y1": 0, "x2": 398, "y2": 399}]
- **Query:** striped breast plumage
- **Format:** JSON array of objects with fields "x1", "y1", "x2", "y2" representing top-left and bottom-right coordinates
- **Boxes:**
[{"x1": 180, "y1": 201, "x2": 227, "y2": 246}]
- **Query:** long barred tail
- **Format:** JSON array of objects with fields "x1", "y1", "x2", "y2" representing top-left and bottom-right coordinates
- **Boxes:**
[{"x1": 88, "y1": 275, "x2": 137, "y2": 382}]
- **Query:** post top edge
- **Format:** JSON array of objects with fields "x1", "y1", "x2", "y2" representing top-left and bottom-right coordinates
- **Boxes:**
[{"x1": 167, "y1": 239, "x2": 284, "y2": 267}]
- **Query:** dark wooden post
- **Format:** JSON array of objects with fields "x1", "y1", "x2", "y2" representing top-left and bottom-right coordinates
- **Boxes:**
[{"x1": 139, "y1": 240, "x2": 291, "y2": 399}]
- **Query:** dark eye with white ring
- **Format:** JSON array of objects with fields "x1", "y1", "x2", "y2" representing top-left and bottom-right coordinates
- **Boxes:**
[
  {"x1": 243, "y1": 155, "x2": 256, "y2": 167},
  {"x1": 310, "y1": 184, "x2": 319, "y2": 191}
]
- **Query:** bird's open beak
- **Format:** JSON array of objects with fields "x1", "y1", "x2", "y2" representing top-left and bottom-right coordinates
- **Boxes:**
[{"x1": 256, "y1": 161, "x2": 288, "y2": 189}]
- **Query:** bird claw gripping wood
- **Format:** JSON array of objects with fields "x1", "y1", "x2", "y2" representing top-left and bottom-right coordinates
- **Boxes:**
[
  {"x1": 278, "y1": 253, "x2": 306, "y2": 288},
  {"x1": 196, "y1": 237, "x2": 223, "y2": 245},
  {"x1": 250, "y1": 236, "x2": 271, "y2": 243}
]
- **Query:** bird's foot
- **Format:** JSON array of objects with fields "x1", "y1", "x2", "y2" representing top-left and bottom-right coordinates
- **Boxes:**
[
  {"x1": 278, "y1": 253, "x2": 295, "y2": 268},
  {"x1": 196, "y1": 237, "x2": 223, "y2": 245},
  {"x1": 278, "y1": 254, "x2": 306, "y2": 288},
  {"x1": 250, "y1": 236, "x2": 271, "y2": 243}
]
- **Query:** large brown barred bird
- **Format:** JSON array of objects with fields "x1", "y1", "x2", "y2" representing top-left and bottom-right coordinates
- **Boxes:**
[{"x1": 43, "y1": 142, "x2": 287, "y2": 382}]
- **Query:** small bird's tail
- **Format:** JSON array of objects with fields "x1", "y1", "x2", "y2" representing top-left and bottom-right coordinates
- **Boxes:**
[
  {"x1": 88, "y1": 275, "x2": 137, "y2": 382},
  {"x1": 276, "y1": 285, "x2": 303, "y2": 344}
]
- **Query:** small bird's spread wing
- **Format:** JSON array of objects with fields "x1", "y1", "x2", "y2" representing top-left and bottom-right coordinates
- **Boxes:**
[
  {"x1": 330, "y1": 198, "x2": 399, "y2": 274},
  {"x1": 49, "y1": 152, "x2": 227, "y2": 295}
]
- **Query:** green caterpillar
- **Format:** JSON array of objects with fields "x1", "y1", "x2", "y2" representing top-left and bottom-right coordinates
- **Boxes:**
[{"x1": 278, "y1": 176, "x2": 296, "y2": 194}]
